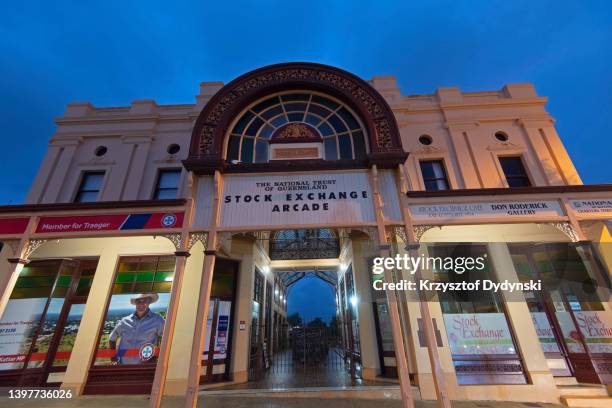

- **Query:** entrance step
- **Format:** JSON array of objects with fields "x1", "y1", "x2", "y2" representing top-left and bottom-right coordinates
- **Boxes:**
[
  {"x1": 557, "y1": 385, "x2": 609, "y2": 397},
  {"x1": 555, "y1": 377, "x2": 579, "y2": 386},
  {"x1": 202, "y1": 385, "x2": 420, "y2": 400},
  {"x1": 560, "y1": 396, "x2": 612, "y2": 408}
]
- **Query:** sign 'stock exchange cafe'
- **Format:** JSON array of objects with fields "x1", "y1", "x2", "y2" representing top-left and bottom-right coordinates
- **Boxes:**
[{"x1": 0, "y1": 62, "x2": 610, "y2": 408}]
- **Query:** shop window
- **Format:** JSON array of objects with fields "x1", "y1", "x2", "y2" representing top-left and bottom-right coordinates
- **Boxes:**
[
  {"x1": 499, "y1": 156, "x2": 531, "y2": 187},
  {"x1": 74, "y1": 171, "x2": 105, "y2": 203},
  {"x1": 0, "y1": 259, "x2": 96, "y2": 385},
  {"x1": 428, "y1": 244, "x2": 525, "y2": 384},
  {"x1": 420, "y1": 160, "x2": 449, "y2": 191},
  {"x1": 226, "y1": 92, "x2": 368, "y2": 163},
  {"x1": 93, "y1": 256, "x2": 175, "y2": 366},
  {"x1": 153, "y1": 169, "x2": 181, "y2": 199}
]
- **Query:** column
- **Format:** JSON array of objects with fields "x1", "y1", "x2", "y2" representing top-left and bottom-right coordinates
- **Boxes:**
[
  {"x1": 61, "y1": 245, "x2": 119, "y2": 394},
  {"x1": 163, "y1": 241, "x2": 206, "y2": 395},
  {"x1": 350, "y1": 237, "x2": 381, "y2": 379}
]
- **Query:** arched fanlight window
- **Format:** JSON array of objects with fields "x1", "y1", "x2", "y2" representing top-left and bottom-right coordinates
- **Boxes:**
[{"x1": 225, "y1": 92, "x2": 368, "y2": 163}]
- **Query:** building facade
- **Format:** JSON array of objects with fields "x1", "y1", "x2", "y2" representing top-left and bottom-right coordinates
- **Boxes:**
[{"x1": 0, "y1": 63, "x2": 611, "y2": 406}]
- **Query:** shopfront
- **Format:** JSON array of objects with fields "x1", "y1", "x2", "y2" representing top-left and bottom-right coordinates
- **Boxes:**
[{"x1": 0, "y1": 62, "x2": 611, "y2": 407}]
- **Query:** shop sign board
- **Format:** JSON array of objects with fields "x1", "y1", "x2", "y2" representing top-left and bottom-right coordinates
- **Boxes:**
[
  {"x1": 443, "y1": 313, "x2": 516, "y2": 355},
  {"x1": 569, "y1": 199, "x2": 612, "y2": 218},
  {"x1": 411, "y1": 200, "x2": 564, "y2": 222},
  {"x1": 35, "y1": 212, "x2": 184, "y2": 234},
  {"x1": 218, "y1": 172, "x2": 375, "y2": 227},
  {"x1": 0, "y1": 217, "x2": 29, "y2": 235}
]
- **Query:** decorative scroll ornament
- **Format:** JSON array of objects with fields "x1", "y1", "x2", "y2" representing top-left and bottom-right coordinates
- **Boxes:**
[
  {"x1": 271, "y1": 123, "x2": 320, "y2": 142},
  {"x1": 413, "y1": 225, "x2": 440, "y2": 242},
  {"x1": 550, "y1": 222, "x2": 580, "y2": 242},
  {"x1": 188, "y1": 232, "x2": 208, "y2": 250},
  {"x1": 25, "y1": 239, "x2": 47, "y2": 259}
]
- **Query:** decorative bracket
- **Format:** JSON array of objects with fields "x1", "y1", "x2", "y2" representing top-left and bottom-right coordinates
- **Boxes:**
[
  {"x1": 160, "y1": 233, "x2": 182, "y2": 251},
  {"x1": 413, "y1": 225, "x2": 440, "y2": 242},
  {"x1": 25, "y1": 239, "x2": 47, "y2": 259},
  {"x1": 188, "y1": 232, "x2": 208, "y2": 250},
  {"x1": 550, "y1": 222, "x2": 580, "y2": 243}
]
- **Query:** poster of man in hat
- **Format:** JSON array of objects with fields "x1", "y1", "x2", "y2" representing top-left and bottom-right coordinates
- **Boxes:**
[{"x1": 108, "y1": 293, "x2": 165, "y2": 365}]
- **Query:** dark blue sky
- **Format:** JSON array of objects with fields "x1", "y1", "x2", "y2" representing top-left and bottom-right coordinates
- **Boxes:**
[
  {"x1": 287, "y1": 275, "x2": 336, "y2": 324},
  {"x1": 1, "y1": 1, "x2": 611, "y2": 204}
]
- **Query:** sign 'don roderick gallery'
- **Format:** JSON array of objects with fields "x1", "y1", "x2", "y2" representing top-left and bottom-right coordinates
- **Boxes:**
[
  {"x1": 220, "y1": 173, "x2": 375, "y2": 227},
  {"x1": 410, "y1": 200, "x2": 564, "y2": 222}
]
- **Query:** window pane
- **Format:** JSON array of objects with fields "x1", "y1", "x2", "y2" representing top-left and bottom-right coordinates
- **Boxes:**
[
  {"x1": 324, "y1": 138, "x2": 338, "y2": 160},
  {"x1": 352, "y1": 131, "x2": 367, "y2": 159},
  {"x1": 231, "y1": 111, "x2": 254, "y2": 134},
  {"x1": 81, "y1": 173, "x2": 104, "y2": 190},
  {"x1": 338, "y1": 134, "x2": 352, "y2": 159},
  {"x1": 311, "y1": 95, "x2": 339, "y2": 110},
  {"x1": 75, "y1": 191, "x2": 98, "y2": 203},
  {"x1": 245, "y1": 117, "x2": 264, "y2": 137},
  {"x1": 158, "y1": 170, "x2": 180, "y2": 189},
  {"x1": 155, "y1": 189, "x2": 177, "y2": 200},
  {"x1": 260, "y1": 106, "x2": 283, "y2": 121},
  {"x1": 281, "y1": 94, "x2": 309, "y2": 102},
  {"x1": 240, "y1": 137, "x2": 254, "y2": 163},
  {"x1": 287, "y1": 113, "x2": 303, "y2": 122},
  {"x1": 227, "y1": 135, "x2": 241, "y2": 161},
  {"x1": 338, "y1": 107, "x2": 360, "y2": 130},
  {"x1": 500, "y1": 157, "x2": 531, "y2": 187},
  {"x1": 252, "y1": 96, "x2": 279, "y2": 113},
  {"x1": 328, "y1": 114, "x2": 347, "y2": 133},
  {"x1": 317, "y1": 122, "x2": 333, "y2": 137},
  {"x1": 255, "y1": 140, "x2": 269, "y2": 163}
]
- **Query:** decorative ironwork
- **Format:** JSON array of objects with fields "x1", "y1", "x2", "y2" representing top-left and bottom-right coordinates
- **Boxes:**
[
  {"x1": 269, "y1": 229, "x2": 339, "y2": 260},
  {"x1": 550, "y1": 222, "x2": 580, "y2": 242},
  {"x1": 188, "y1": 232, "x2": 208, "y2": 250},
  {"x1": 271, "y1": 123, "x2": 321, "y2": 142},
  {"x1": 413, "y1": 225, "x2": 439, "y2": 242},
  {"x1": 25, "y1": 239, "x2": 47, "y2": 259},
  {"x1": 394, "y1": 226, "x2": 408, "y2": 243},
  {"x1": 161, "y1": 233, "x2": 182, "y2": 251},
  {"x1": 186, "y1": 62, "x2": 406, "y2": 172}
]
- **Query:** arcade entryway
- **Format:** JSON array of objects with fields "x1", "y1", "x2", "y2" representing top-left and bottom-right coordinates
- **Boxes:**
[{"x1": 208, "y1": 228, "x2": 395, "y2": 390}]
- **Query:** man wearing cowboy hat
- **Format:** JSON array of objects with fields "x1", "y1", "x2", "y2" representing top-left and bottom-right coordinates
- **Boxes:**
[{"x1": 109, "y1": 293, "x2": 165, "y2": 365}]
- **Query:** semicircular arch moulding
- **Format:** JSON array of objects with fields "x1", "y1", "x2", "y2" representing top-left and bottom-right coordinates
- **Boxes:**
[{"x1": 184, "y1": 62, "x2": 407, "y2": 174}]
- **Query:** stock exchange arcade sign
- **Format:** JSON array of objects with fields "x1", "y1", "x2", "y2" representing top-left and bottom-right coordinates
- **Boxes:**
[{"x1": 219, "y1": 173, "x2": 375, "y2": 227}]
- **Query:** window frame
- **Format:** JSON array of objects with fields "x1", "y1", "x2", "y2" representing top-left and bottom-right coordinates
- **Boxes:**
[
  {"x1": 74, "y1": 170, "x2": 106, "y2": 203},
  {"x1": 152, "y1": 168, "x2": 182, "y2": 200},
  {"x1": 419, "y1": 159, "x2": 450, "y2": 192},
  {"x1": 223, "y1": 91, "x2": 369, "y2": 163},
  {"x1": 498, "y1": 155, "x2": 532, "y2": 188}
]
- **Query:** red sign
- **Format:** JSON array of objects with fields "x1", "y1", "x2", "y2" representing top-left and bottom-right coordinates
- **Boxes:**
[
  {"x1": 0, "y1": 217, "x2": 29, "y2": 235},
  {"x1": 36, "y1": 212, "x2": 184, "y2": 233}
]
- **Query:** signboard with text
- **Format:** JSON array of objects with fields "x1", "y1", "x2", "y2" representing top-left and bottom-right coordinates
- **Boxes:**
[
  {"x1": 219, "y1": 172, "x2": 375, "y2": 227},
  {"x1": 569, "y1": 199, "x2": 612, "y2": 218},
  {"x1": 443, "y1": 313, "x2": 517, "y2": 355},
  {"x1": 411, "y1": 200, "x2": 564, "y2": 222},
  {"x1": 36, "y1": 212, "x2": 184, "y2": 234},
  {"x1": 0, "y1": 217, "x2": 29, "y2": 235}
]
